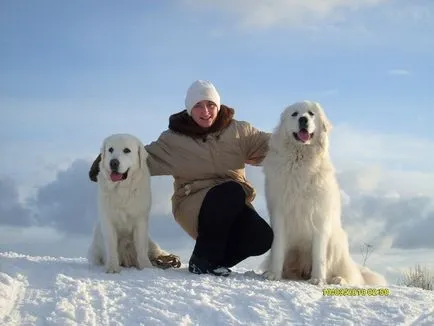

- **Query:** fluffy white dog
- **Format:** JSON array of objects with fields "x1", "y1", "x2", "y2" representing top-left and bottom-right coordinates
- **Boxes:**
[
  {"x1": 263, "y1": 101, "x2": 387, "y2": 286},
  {"x1": 88, "y1": 133, "x2": 167, "y2": 273}
]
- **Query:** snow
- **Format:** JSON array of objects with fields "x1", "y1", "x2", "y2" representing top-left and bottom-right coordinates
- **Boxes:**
[{"x1": 1, "y1": 252, "x2": 433, "y2": 326}]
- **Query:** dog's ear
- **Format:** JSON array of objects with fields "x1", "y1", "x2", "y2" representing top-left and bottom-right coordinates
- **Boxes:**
[
  {"x1": 316, "y1": 102, "x2": 332, "y2": 133},
  {"x1": 321, "y1": 114, "x2": 332, "y2": 133},
  {"x1": 138, "y1": 144, "x2": 148, "y2": 169},
  {"x1": 100, "y1": 139, "x2": 106, "y2": 162}
]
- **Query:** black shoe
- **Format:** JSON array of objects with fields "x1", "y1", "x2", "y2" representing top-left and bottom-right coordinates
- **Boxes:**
[{"x1": 188, "y1": 254, "x2": 231, "y2": 277}]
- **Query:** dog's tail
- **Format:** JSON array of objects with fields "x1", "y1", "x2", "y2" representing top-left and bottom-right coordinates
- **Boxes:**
[{"x1": 360, "y1": 266, "x2": 388, "y2": 286}]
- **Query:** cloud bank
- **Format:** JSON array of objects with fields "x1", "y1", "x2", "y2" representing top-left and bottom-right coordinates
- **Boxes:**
[{"x1": 5, "y1": 158, "x2": 433, "y2": 250}]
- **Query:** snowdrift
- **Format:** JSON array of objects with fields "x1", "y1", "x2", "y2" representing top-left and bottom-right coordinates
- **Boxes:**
[{"x1": 1, "y1": 252, "x2": 433, "y2": 325}]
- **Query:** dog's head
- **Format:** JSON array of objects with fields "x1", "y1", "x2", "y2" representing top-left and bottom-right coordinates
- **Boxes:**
[
  {"x1": 280, "y1": 100, "x2": 331, "y2": 146},
  {"x1": 100, "y1": 133, "x2": 148, "y2": 183}
]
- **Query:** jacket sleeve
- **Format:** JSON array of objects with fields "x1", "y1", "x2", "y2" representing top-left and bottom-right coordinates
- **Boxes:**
[
  {"x1": 144, "y1": 131, "x2": 175, "y2": 176},
  {"x1": 240, "y1": 122, "x2": 271, "y2": 166}
]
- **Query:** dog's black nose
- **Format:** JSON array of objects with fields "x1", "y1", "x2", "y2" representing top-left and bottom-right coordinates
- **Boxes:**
[
  {"x1": 110, "y1": 159, "x2": 119, "y2": 171},
  {"x1": 299, "y1": 116, "x2": 308, "y2": 128}
]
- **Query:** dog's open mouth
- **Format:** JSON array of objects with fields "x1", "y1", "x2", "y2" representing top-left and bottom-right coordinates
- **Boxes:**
[
  {"x1": 293, "y1": 129, "x2": 313, "y2": 143},
  {"x1": 110, "y1": 170, "x2": 128, "y2": 182}
]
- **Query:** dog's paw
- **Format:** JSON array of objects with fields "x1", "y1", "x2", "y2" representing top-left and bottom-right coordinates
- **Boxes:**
[
  {"x1": 263, "y1": 270, "x2": 281, "y2": 281},
  {"x1": 330, "y1": 276, "x2": 346, "y2": 285},
  {"x1": 150, "y1": 254, "x2": 181, "y2": 269},
  {"x1": 105, "y1": 264, "x2": 121, "y2": 274},
  {"x1": 308, "y1": 277, "x2": 326, "y2": 286}
]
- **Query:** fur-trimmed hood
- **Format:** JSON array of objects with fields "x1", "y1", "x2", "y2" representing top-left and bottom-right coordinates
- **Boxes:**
[{"x1": 168, "y1": 105, "x2": 234, "y2": 139}]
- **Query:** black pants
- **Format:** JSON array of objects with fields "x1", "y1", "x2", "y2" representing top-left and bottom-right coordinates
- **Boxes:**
[{"x1": 192, "y1": 181, "x2": 274, "y2": 268}]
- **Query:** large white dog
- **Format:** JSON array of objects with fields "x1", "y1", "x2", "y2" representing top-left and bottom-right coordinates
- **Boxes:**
[
  {"x1": 263, "y1": 101, "x2": 386, "y2": 286},
  {"x1": 88, "y1": 133, "x2": 169, "y2": 273}
]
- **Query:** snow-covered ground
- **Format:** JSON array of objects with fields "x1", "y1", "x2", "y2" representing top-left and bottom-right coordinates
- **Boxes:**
[{"x1": 1, "y1": 252, "x2": 433, "y2": 326}]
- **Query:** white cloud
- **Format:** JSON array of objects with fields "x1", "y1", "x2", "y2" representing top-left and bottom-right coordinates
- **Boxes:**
[
  {"x1": 0, "y1": 177, "x2": 35, "y2": 226},
  {"x1": 184, "y1": 0, "x2": 388, "y2": 29},
  {"x1": 384, "y1": 3, "x2": 433, "y2": 23},
  {"x1": 330, "y1": 125, "x2": 434, "y2": 178},
  {"x1": 388, "y1": 69, "x2": 411, "y2": 76},
  {"x1": 182, "y1": 0, "x2": 434, "y2": 50}
]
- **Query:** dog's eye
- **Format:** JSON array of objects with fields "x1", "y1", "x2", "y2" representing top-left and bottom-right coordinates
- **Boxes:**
[
  {"x1": 291, "y1": 111, "x2": 298, "y2": 117},
  {"x1": 123, "y1": 148, "x2": 131, "y2": 154},
  {"x1": 108, "y1": 147, "x2": 114, "y2": 153},
  {"x1": 308, "y1": 110, "x2": 314, "y2": 116}
]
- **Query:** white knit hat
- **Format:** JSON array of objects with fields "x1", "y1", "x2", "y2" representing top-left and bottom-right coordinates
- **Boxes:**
[{"x1": 185, "y1": 80, "x2": 221, "y2": 115}]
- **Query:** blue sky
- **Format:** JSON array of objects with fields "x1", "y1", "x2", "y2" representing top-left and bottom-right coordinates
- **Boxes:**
[
  {"x1": 2, "y1": 0, "x2": 434, "y2": 181},
  {"x1": 2, "y1": 0, "x2": 433, "y2": 138},
  {"x1": 1, "y1": 1, "x2": 434, "y2": 274}
]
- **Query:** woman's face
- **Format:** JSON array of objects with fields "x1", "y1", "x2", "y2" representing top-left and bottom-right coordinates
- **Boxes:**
[{"x1": 190, "y1": 100, "x2": 219, "y2": 128}]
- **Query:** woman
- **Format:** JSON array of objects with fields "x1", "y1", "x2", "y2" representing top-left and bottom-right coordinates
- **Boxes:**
[{"x1": 89, "y1": 80, "x2": 273, "y2": 276}]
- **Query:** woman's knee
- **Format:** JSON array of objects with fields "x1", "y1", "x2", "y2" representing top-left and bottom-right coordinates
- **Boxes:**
[
  {"x1": 216, "y1": 181, "x2": 245, "y2": 199},
  {"x1": 208, "y1": 181, "x2": 246, "y2": 207},
  {"x1": 254, "y1": 222, "x2": 274, "y2": 256},
  {"x1": 252, "y1": 221, "x2": 274, "y2": 256},
  {"x1": 242, "y1": 222, "x2": 274, "y2": 259}
]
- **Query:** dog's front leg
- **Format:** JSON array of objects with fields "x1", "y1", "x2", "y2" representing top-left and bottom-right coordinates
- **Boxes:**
[
  {"x1": 265, "y1": 209, "x2": 286, "y2": 280},
  {"x1": 101, "y1": 217, "x2": 121, "y2": 273},
  {"x1": 134, "y1": 219, "x2": 152, "y2": 269},
  {"x1": 309, "y1": 226, "x2": 329, "y2": 286}
]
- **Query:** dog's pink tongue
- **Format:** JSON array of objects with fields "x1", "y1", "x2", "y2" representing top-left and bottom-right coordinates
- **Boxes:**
[
  {"x1": 110, "y1": 172, "x2": 123, "y2": 182},
  {"x1": 297, "y1": 130, "x2": 310, "y2": 142}
]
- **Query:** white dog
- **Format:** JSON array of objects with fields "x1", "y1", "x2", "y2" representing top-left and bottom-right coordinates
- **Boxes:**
[
  {"x1": 88, "y1": 133, "x2": 167, "y2": 273},
  {"x1": 263, "y1": 101, "x2": 387, "y2": 286}
]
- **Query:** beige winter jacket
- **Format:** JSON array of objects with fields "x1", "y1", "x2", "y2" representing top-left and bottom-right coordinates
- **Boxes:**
[{"x1": 89, "y1": 105, "x2": 270, "y2": 239}]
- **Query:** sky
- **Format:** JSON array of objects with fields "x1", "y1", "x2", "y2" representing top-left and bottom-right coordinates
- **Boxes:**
[{"x1": 1, "y1": 0, "x2": 434, "y2": 282}]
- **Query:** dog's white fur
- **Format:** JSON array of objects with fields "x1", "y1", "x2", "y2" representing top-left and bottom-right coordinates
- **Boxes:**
[
  {"x1": 88, "y1": 133, "x2": 167, "y2": 273},
  {"x1": 263, "y1": 101, "x2": 387, "y2": 286}
]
